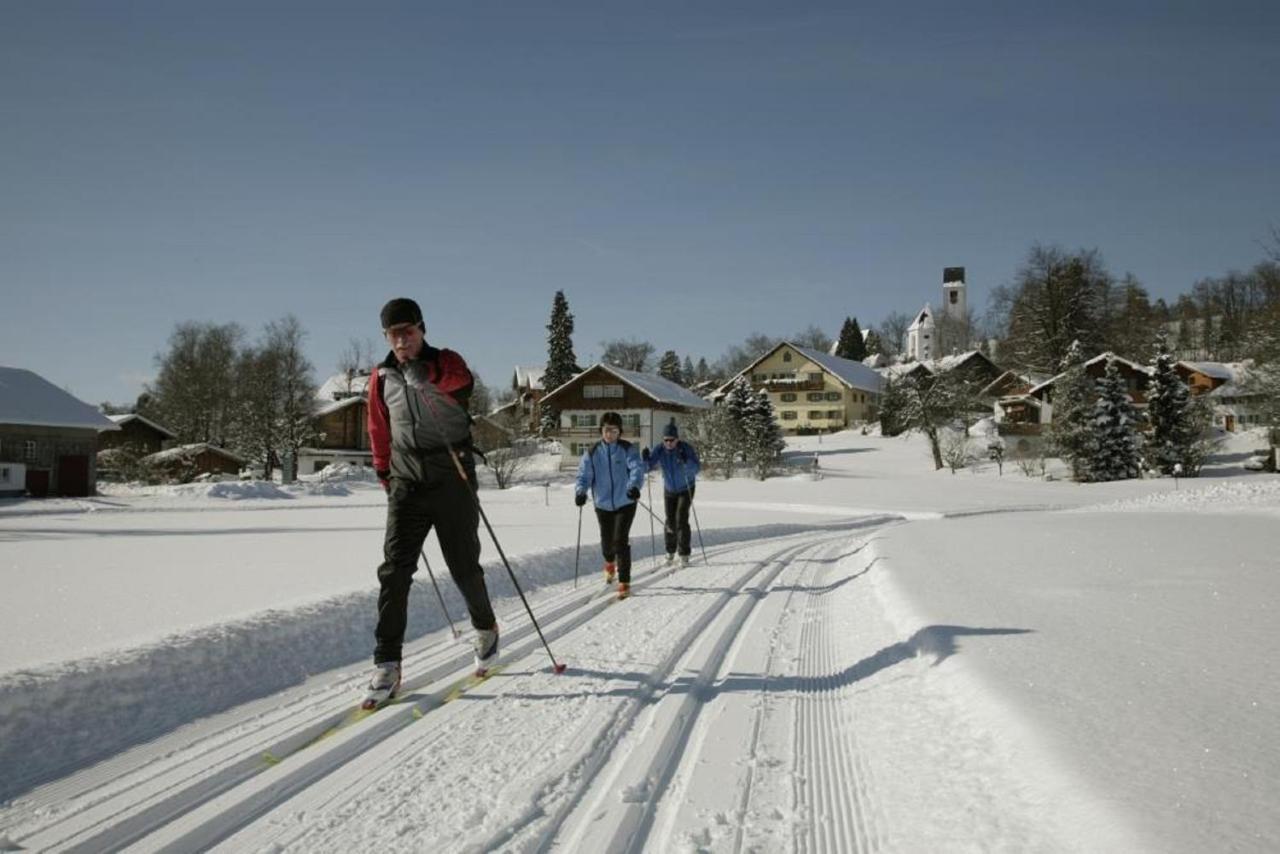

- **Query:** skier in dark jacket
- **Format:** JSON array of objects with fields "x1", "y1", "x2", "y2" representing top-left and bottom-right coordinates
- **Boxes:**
[
  {"x1": 574, "y1": 411, "x2": 645, "y2": 600},
  {"x1": 361, "y1": 297, "x2": 499, "y2": 708},
  {"x1": 642, "y1": 420, "x2": 701, "y2": 567}
]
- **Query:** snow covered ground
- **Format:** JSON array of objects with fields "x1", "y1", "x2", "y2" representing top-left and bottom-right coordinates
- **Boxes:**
[{"x1": 0, "y1": 429, "x2": 1277, "y2": 852}]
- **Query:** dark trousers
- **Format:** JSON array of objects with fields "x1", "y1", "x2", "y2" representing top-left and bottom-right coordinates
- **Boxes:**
[
  {"x1": 595, "y1": 503, "x2": 638, "y2": 584},
  {"x1": 375, "y1": 477, "x2": 496, "y2": 663},
  {"x1": 663, "y1": 487, "x2": 694, "y2": 556}
]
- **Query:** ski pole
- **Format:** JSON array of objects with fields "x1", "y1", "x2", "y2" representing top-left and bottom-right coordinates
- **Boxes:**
[
  {"x1": 679, "y1": 456, "x2": 709, "y2": 566},
  {"x1": 635, "y1": 499, "x2": 676, "y2": 535},
  {"x1": 573, "y1": 503, "x2": 583, "y2": 589},
  {"x1": 412, "y1": 384, "x2": 567, "y2": 674},
  {"x1": 421, "y1": 549, "x2": 461, "y2": 638},
  {"x1": 645, "y1": 470, "x2": 657, "y2": 566}
]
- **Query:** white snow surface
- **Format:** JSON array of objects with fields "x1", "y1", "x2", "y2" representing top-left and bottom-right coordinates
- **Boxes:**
[{"x1": 0, "y1": 430, "x2": 1277, "y2": 852}]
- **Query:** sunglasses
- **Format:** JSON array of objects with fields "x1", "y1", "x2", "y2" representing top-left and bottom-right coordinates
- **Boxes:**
[{"x1": 663, "y1": 437, "x2": 677, "y2": 443}]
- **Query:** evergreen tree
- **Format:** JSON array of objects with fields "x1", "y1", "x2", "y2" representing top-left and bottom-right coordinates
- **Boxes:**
[
  {"x1": 1145, "y1": 334, "x2": 1197, "y2": 475},
  {"x1": 878, "y1": 377, "x2": 907, "y2": 436},
  {"x1": 722, "y1": 375, "x2": 757, "y2": 466},
  {"x1": 1087, "y1": 358, "x2": 1142, "y2": 481},
  {"x1": 835, "y1": 316, "x2": 868, "y2": 361},
  {"x1": 863, "y1": 329, "x2": 884, "y2": 357},
  {"x1": 681, "y1": 355, "x2": 696, "y2": 386},
  {"x1": 742, "y1": 389, "x2": 785, "y2": 479},
  {"x1": 658, "y1": 350, "x2": 683, "y2": 384},
  {"x1": 540, "y1": 291, "x2": 580, "y2": 435},
  {"x1": 695, "y1": 357, "x2": 711, "y2": 384},
  {"x1": 1046, "y1": 341, "x2": 1097, "y2": 481}
]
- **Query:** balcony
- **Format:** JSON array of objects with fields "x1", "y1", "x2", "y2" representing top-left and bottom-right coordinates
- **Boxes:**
[{"x1": 756, "y1": 378, "x2": 825, "y2": 393}]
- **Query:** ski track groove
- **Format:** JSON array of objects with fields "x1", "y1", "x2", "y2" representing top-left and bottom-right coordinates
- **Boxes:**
[
  {"x1": 792, "y1": 538, "x2": 883, "y2": 854},
  {"x1": 534, "y1": 535, "x2": 828, "y2": 854},
  {"x1": 727, "y1": 546, "x2": 820, "y2": 854}
]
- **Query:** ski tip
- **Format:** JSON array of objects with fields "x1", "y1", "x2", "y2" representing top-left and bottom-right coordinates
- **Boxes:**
[{"x1": 553, "y1": 662, "x2": 568, "y2": 674}]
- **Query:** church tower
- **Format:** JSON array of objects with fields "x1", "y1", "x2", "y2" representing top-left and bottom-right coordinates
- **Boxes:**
[{"x1": 942, "y1": 266, "x2": 966, "y2": 323}]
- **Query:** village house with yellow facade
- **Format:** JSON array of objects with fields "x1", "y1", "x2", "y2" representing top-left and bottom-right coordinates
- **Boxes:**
[{"x1": 714, "y1": 343, "x2": 884, "y2": 434}]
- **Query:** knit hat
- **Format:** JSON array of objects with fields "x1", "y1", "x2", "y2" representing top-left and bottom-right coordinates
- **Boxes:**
[
  {"x1": 662, "y1": 421, "x2": 679, "y2": 438},
  {"x1": 380, "y1": 298, "x2": 423, "y2": 330}
]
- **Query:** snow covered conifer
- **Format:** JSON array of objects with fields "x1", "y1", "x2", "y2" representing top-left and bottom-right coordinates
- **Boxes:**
[
  {"x1": 658, "y1": 350, "x2": 683, "y2": 385},
  {"x1": 1047, "y1": 340, "x2": 1097, "y2": 481},
  {"x1": 835, "y1": 317, "x2": 868, "y2": 361},
  {"x1": 681, "y1": 355, "x2": 696, "y2": 386},
  {"x1": 1087, "y1": 358, "x2": 1141, "y2": 482},
  {"x1": 878, "y1": 377, "x2": 907, "y2": 436},
  {"x1": 540, "y1": 291, "x2": 580, "y2": 435},
  {"x1": 743, "y1": 388, "x2": 785, "y2": 479},
  {"x1": 1145, "y1": 334, "x2": 1197, "y2": 475}
]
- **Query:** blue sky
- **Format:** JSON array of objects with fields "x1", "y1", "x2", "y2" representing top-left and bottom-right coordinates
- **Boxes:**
[{"x1": 2, "y1": 1, "x2": 1277, "y2": 405}]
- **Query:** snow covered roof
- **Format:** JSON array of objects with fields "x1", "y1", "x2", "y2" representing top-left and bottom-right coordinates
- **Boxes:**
[
  {"x1": 0, "y1": 366, "x2": 120, "y2": 431},
  {"x1": 718, "y1": 343, "x2": 884, "y2": 397},
  {"x1": 544, "y1": 364, "x2": 711, "y2": 409},
  {"x1": 106, "y1": 412, "x2": 178, "y2": 438},
  {"x1": 907, "y1": 303, "x2": 934, "y2": 331},
  {"x1": 314, "y1": 396, "x2": 365, "y2": 417},
  {"x1": 316, "y1": 371, "x2": 371, "y2": 402},
  {"x1": 513, "y1": 365, "x2": 545, "y2": 391},
  {"x1": 1026, "y1": 352, "x2": 1151, "y2": 397},
  {"x1": 1177, "y1": 361, "x2": 1241, "y2": 382},
  {"x1": 143, "y1": 443, "x2": 246, "y2": 465}
]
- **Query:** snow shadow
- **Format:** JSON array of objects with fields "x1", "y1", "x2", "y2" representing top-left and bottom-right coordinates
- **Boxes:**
[{"x1": 509, "y1": 626, "x2": 1033, "y2": 704}]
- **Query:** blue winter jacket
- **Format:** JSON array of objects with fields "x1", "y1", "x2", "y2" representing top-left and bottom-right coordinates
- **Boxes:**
[
  {"x1": 645, "y1": 440, "x2": 701, "y2": 494},
  {"x1": 575, "y1": 439, "x2": 645, "y2": 511}
]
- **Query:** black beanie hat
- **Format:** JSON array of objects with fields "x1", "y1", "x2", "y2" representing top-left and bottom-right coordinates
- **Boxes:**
[
  {"x1": 380, "y1": 298, "x2": 423, "y2": 329},
  {"x1": 663, "y1": 420, "x2": 679, "y2": 438}
]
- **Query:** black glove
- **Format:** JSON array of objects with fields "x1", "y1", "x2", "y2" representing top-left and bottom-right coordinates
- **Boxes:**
[
  {"x1": 626, "y1": 486, "x2": 640, "y2": 501},
  {"x1": 641, "y1": 447, "x2": 650, "y2": 461},
  {"x1": 377, "y1": 469, "x2": 391, "y2": 493},
  {"x1": 575, "y1": 492, "x2": 587, "y2": 507}
]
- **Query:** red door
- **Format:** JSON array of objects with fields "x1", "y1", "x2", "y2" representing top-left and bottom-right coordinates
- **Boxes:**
[
  {"x1": 56, "y1": 455, "x2": 90, "y2": 496},
  {"x1": 25, "y1": 469, "x2": 50, "y2": 497}
]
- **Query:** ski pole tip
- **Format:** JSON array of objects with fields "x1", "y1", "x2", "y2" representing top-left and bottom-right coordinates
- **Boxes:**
[{"x1": 553, "y1": 662, "x2": 568, "y2": 674}]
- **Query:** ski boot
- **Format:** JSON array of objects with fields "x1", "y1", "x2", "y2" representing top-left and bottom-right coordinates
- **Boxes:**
[
  {"x1": 474, "y1": 626, "x2": 500, "y2": 677},
  {"x1": 616, "y1": 582, "x2": 631, "y2": 601},
  {"x1": 603, "y1": 561, "x2": 617, "y2": 585},
  {"x1": 361, "y1": 661, "x2": 401, "y2": 710}
]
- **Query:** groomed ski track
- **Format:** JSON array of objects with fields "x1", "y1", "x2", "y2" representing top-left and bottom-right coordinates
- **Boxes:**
[{"x1": 3, "y1": 515, "x2": 1084, "y2": 852}]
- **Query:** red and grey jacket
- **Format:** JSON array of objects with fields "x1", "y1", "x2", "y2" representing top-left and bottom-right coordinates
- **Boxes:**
[{"x1": 367, "y1": 345, "x2": 475, "y2": 485}]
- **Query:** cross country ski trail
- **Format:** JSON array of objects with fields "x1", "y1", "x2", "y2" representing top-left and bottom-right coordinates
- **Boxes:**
[{"x1": 1, "y1": 515, "x2": 1138, "y2": 852}]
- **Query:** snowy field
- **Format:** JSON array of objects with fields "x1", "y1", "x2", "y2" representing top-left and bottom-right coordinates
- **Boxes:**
[{"x1": 1, "y1": 429, "x2": 1277, "y2": 852}]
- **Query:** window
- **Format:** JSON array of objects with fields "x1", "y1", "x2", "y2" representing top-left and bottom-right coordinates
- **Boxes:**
[
  {"x1": 783, "y1": 351, "x2": 792, "y2": 362},
  {"x1": 806, "y1": 392, "x2": 824, "y2": 402},
  {"x1": 583, "y1": 384, "x2": 624, "y2": 399},
  {"x1": 570, "y1": 413, "x2": 598, "y2": 428},
  {"x1": 624, "y1": 413, "x2": 641, "y2": 428},
  {"x1": 808, "y1": 373, "x2": 821, "y2": 383},
  {"x1": 950, "y1": 290, "x2": 958, "y2": 304},
  {"x1": 809, "y1": 410, "x2": 825, "y2": 419},
  {"x1": 781, "y1": 410, "x2": 797, "y2": 421},
  {"x1": 780, "y1": 393, "x2": 797, "y2": 402},
  {"x1": 827, "y1": 410, "x2": 842, "y2": 420},
  {"x1": 825, "y1": 392, "x2": 841, "y2": 401},
  {"x1": 752, "y1": 373, "x2": 766, "y2": 382},
  {"x1": 25, "y1": 440, "x2": 37, "y2": 461}
]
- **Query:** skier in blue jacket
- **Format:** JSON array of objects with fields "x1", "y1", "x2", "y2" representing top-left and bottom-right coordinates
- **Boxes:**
[
  {"x1": 574, "y1": 411, "x2": 645, "y2": 599},
  {"x1": 642, "y1": 420, "x2": 701, "y2": 567}
]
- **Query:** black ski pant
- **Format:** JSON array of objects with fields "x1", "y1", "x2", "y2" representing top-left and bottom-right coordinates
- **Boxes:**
[
  {"x1": 663, "y1": 486, "x2": 695, "y2": 556},
  {"x1": 375, "y1": 476, "x2": 496, "y2": 664},
  {"x1": 595, "y1": 502, "x2": 638, "y2": 584}
]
